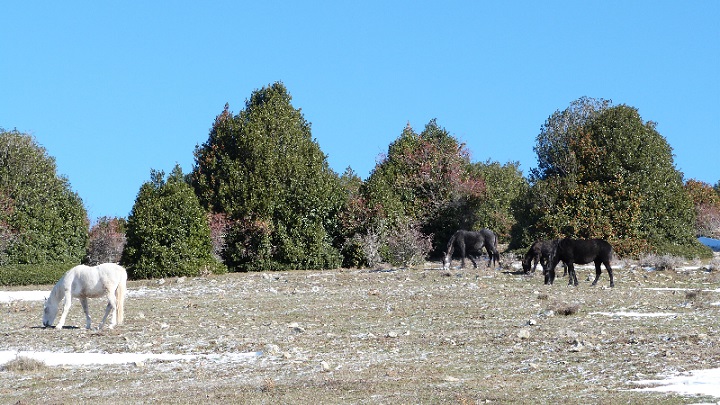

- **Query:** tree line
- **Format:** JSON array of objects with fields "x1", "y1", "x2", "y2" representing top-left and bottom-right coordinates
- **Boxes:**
[{"x1": 1, "y1": 83, "x2": 717, "y2": 283}]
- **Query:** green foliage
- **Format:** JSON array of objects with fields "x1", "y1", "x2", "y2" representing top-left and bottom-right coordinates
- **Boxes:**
[
  {"x1": 362, "y1": 120, "x2": 486, "y2": 253},
  {"x1": 685, "y1": 179, "x2": 720, "y2": 238},
  {"x1": 470, "y1": 161, "x2": 528, "y2": 242},
  {"x1": 0, "y1": 262, "x2": 76, "y2": 286},
  {"x1": 515, "y1": 99, "x2": 708, "y2": 258},
  {"x1": 191, "y1": 82, "x2": 343, "y2": 271},
  {"x1": 122, "y1": 165, "x2": 224, "y2": 279},
  {"x1": 0, "y1": 130, "x2": 88, "y2": 267}
]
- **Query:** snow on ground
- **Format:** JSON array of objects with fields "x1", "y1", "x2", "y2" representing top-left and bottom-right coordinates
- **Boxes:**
[
  {"x1": 0, "y1": 349, "x2": 261, "y2": 367},
  {"x1": 589, "y1": 311, "x2": 678, "y2": 317},
  {"x1": 0, "y1": 290, "x2": 48, "y2": 303},
  {"x1": 0, "y1": 289, "x2": 148, "y2": 303},
  {"x1": 633, "y1": 368, "x2": 720, "y2": 400}
]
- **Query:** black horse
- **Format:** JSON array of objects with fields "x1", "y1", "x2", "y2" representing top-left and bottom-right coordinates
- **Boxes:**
[
  {"x1": 545, "y1": 238, "x2": 614, "y2": 287},
  {"x1": 442, "y1": 229, "x2": 500, "y2": 270},
  {"x1": 522, "y1": 240, "x2": 556, "y2": 273}
]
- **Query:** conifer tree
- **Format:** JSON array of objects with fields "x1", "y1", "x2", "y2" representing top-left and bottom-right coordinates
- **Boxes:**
[
  {"x1": 122, "y1": 165, "x2": 222, "y2": 278},
  {"x1": 513, "y1": 98, "x2": 707, "y2": 257},
  {"x1": 0, "y1": 129, "x2": 87, "y2": 265},
  {"x1": 191, "y1": 82, "x2": 343, "y2": 270}
]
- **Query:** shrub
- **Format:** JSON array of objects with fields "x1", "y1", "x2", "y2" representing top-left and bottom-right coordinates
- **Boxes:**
[
  {"x1": 207, "y1": 212, "x2": 231, "y2": 262},
  {"x1": 340, "y1": 235, "x2": 367, "y2": 268},
  {"x1": 696, "y1": 204, "x2": 720, "y2": 238},
  {"x1": 359, "y1": 226, "x2": 386, "y2": 268},
  {"x1": 514, "y1": 99, "x2": 706, "y2": 258},
  {"x1": 86, "y1": 217, "x2": 126, "y2": 265},
  {"x1": 551, "y1": 301, "x2": 581, "y2": 316},
  {"x1": 639, "y1": 253, "x2": 684, "y2": 271},
  {"x1": 385, "y1": 221, "x2": 433, "y2": 267},
  {"x1": 1, "y1": 356, "x2": 47, "y2": 372},
  {"x1": 192, "y1": 83, "x2": 344, "y2": 271},
  {"x1": 0, "y1": 130, "x2": 88, "y2": 265},
  {"x1": 707, "y1": 256, "x2": 720, "y2": 272},
  {"x1": 0, "y1": 263, "x2": 76, "y2": 286},
  {"x1": 122, "y1": 166, "x2": 225, "y2": 279}
]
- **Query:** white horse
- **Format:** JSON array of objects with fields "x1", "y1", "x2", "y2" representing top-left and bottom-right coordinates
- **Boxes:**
[{"x1": 42, "y1": 263, "x2": 127, "y2": 330}]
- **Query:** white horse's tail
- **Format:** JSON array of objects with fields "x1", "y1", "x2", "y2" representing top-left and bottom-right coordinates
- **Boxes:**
[{"x1": 116, "y1": 272, "x2": 127, "y2": 325}]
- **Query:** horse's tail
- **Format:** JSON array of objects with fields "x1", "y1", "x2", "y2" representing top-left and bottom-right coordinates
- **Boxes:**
[
  {"x1": 492, "y1": 231, "x2": 500, "y2": 265},
  {"x1": 116, "y1": 271, "x2": 127, "y2": 325},
  {"x1": 445, "y1": 231, "x2": 458, "y2": 257}
]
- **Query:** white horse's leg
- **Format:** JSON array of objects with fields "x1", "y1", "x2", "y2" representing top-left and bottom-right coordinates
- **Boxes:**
[
  {"x1": 80, "y1": 297, "x2": 92, "y2": 329},
  {"x1": 100, "y1": 290, "x2": 117, "y2": 329},
  {"x1": 55, "y1": 290, "x2": 73, "y2": 329}
]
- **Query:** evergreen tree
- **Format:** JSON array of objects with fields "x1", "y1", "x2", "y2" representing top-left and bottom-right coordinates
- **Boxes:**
[
  {"x1": 470, "y1": 160, "x2": 528, "y2": 241},
  {"x1": 191, "y1": 82, "x2": 343, "y2": 271},
  {"x1": 122, "y1": 165, "x2": 223, "y2": 279},
  {"x1": 362, "y1": 120, "x2": 486, "y2": 253},
  {"x1": 0, "y1": 129, "x2": 87, "y2": 265},
  {"x1": 514, "y1": 99, "x2": 707, "y2": 257}
]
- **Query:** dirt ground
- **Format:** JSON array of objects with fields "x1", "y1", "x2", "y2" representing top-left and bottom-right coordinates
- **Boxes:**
[{"x1": 2, "y1": 257, "x2": 720, "y2": 404}]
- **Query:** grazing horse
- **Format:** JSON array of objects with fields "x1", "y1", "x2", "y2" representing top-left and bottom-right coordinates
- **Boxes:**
[
  {"x1": 522, "y1": 240, "x2": 556, "y2": 273},
  {"x1": 522, "y1": 239, "x2": 568, "y2": 277},
  {"x1": 43, "y1": 263, "x2": 127, "y2": 329},
  {"x1": 442, "y1": 229, "x2": 500, "y2": 270},
  {"x1": 545, "y1": 238, "x2": 614, "y2": 287}
]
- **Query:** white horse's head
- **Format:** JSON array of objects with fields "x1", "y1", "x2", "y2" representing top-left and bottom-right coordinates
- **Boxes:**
[{"x1": 42, "y1": 297, "x2": 58, "y2": 328}]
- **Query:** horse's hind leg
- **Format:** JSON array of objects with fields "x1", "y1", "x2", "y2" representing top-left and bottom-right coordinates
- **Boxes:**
[
  {"x1": 567, "y1": 263, "x2": 579, "y2": 286},
  {"x1": 605, "y1": 261, "x2": 614, "y2": 288},
  {"x1": 99, "y1": 291, "x2": 118, "y2": 329},
  {"x1": 80, "y1": 298, "x2": 92, "y2": 329}
]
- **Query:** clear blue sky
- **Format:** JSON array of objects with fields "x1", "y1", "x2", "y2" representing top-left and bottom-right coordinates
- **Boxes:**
[{"x1": 2, "y1": 2, "x2": 718, "y2": 221}]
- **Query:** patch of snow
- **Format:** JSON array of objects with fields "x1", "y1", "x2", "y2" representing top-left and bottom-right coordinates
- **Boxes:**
[
  {"x1": 0, "y1": 289, "x2": 147, "y2": 303},
  {"x1": 0, "y1": 291, "x2": 49, "y2": 303},
  {"x1": 645, "y1": 287, "x2": 720, "y2": 293},
  {"x1": 633, "y1": 368, "x2": 720, "y2": 399},
  {"x1": 589, "y1": 311, "x2": 678, "y2": 317},
  {"x1": 0, "y1": 349, "x2": 261, "y2": 367}
]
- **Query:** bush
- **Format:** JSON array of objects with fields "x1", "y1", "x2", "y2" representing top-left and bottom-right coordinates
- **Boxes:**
[
  {"x1": 86, "y1": 217, "x2": 126, "y2": 265},
  {"x1": 192, "y1": 83, "x2": 344, "y2": 271},
  {"x1": 708, "y1": 256, "x2": 720, "y2": 272},
  {"x1": 514, "y1": 99, "x2": 704, "y2": 257},
  {"x1": 0, "y1": 130, "x2": 88, "y2": 265},
  {"x1": 1, "y1": 356, "x2": 47, "y2": 372},
  {"x1": 385, "y1": 221, "x2": 432, "y2": 267},
  {"x1": 639, "y1": 253, "x2": 684, "y2": 271},
  {"x1": 0, "y1": 263, "x2": 76, "y2": 286},
  {"x1": 340, "y1": 235, "x2": 367, "y2": 268},
  {"x1": 122, "y1": 166, "x2": 225, "y2": 279}
]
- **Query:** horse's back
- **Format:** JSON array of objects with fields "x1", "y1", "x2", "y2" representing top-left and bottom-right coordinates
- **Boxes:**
[
  {"x1": 558, "y1": 238, "x2": 612, "y2": 264},
  {"x1": 96, "y1": 263, "x2": 128, "y2": 279},
  {"x1": 69, "y1": 263, "x2": 127, "y2": 297}
]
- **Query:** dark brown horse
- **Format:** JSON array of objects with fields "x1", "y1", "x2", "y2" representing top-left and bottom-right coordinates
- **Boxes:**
[
  {"x1": 442, "y1": 229, "x2": 500, "y2": 270},
  {"x1": 545, "y1": 238, "x2": 614, "y2": 287}
]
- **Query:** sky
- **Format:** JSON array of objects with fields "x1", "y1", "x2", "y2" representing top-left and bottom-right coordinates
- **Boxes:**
[{"x1": 1, "y1": 2, "x2": 718, "y2": 221}]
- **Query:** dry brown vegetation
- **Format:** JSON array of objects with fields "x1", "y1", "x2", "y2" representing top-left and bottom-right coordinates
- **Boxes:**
[{"x1": 2, "y1": 257, "x2": 720, "y2": 404}]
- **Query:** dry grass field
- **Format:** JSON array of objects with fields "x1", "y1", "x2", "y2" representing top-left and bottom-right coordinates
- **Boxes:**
[{"x1": 2, "y1": 256, "x2": 720, "y2": 404}]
